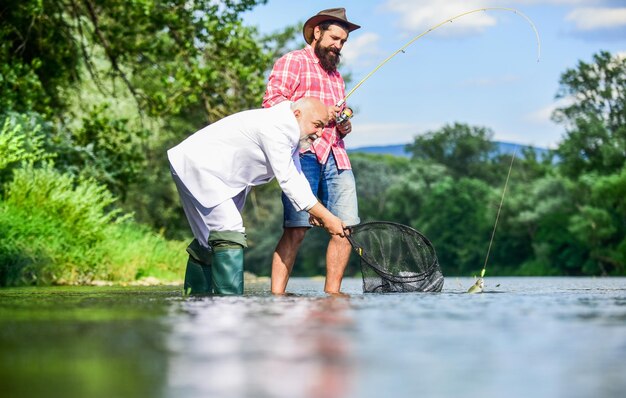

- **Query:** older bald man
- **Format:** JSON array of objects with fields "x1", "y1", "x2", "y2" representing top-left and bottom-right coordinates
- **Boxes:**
[{"x1": 168, "y1": 98, "x2": 346, "y2": 295}]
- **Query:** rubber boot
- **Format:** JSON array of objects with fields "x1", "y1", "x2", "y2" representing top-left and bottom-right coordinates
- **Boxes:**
[
  {"x1": 183, "y1": 239, "x2": 213, "y2": 296},
  {"x1": 212, "y1": 247, "x2": 244, "y2": 295},
  {"x1": 209, "y1": 231, "x2": 247, "y2": 295}
]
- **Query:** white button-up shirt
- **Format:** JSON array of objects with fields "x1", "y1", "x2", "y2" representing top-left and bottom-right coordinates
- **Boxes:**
[{"x1": 167, "y1": 101, "x2": 318, "y2": 212}]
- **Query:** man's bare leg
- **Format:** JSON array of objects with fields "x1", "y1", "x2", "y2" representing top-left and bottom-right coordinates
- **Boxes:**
[
  {"x1": 324, "y1": 234, "x2": 352, "y2": 294},
  {"x1": 271, "y1": 227, "x2": 308, "y2": 294}
]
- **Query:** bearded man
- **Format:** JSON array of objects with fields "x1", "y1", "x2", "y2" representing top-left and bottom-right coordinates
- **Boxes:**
[{"x1": 263, "y1": 8, "x2": 361, "y2": 295}]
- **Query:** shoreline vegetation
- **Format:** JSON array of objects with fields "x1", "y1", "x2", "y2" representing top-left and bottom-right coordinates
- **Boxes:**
[
  {"x1": 89, "y1": 271, "x2": 268, "y2": 287},
  {"x1": 1, "y1": 3, "x2": 624, "y2": 287}
]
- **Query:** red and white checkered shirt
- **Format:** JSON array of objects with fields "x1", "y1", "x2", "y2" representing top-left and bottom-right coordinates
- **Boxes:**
[{"x1": 263, "y1": 45, "x2": 351, "y2": 170}]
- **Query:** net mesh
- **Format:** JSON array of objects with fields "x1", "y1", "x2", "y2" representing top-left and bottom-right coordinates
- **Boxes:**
[{"x1": 347, "y1": 222, "x2": 444, "y2": 293}]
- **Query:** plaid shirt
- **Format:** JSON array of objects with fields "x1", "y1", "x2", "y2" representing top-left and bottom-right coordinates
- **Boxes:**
[{"x1": 263, "y1": 45, "x2": 351, "y2": 169}]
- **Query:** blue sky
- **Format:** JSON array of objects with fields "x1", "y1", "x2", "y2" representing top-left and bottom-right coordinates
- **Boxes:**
[{"x1": 243, "y1": 0, "x2": 626, "y2": 149}]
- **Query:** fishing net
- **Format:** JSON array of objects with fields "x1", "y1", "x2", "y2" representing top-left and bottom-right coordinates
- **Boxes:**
[{"x1": 347, "y1": 222, "x2": 444, "y2": 293}]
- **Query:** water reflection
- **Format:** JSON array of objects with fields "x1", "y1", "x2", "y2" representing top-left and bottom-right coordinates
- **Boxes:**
[
  {"x1": 0, "y1": 286, "x2": 175, "y2": 398},
  {"x1": 2, "y1": 278, "x2": 625, "y2": 398},
  {"x1": 166, "y1": 288, "x2": 355, "y2": 398},
  {"x1": 303, "y1": 297, "x2": 354, "y2": 398}
]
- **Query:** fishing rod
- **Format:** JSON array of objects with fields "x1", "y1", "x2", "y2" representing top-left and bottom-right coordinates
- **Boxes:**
[
  {"x1": 335, "y1": 7, "x2": 541, "y2": 123},
  {"x1": 332, "y1": 8, "x2": 537, "y2": 293}
]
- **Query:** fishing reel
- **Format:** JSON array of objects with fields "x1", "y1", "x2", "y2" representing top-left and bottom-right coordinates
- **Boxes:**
[{"x1": 335, "y1": 107, "x2": 353, "y2": 125}]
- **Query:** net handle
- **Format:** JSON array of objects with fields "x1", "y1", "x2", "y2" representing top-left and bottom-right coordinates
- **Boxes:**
[{"x1": 344, "y1": 225, "x2": 361, "y2": 256}]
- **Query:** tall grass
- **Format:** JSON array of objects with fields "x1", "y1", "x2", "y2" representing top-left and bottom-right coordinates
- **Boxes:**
[
  {"x1": 0, "y1": 164, "x2": 187, "y2": 286},
  {"x1": 1, "y1": 114, "x2": 187, "y2": 286},
  {"x1": 98, "y1": 223, "x2": 187, "y2": 282}
]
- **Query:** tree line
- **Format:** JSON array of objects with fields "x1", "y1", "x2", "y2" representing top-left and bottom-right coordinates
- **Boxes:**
[{"x1": 1, "y1": 1, "x2": 624, "y2": 285}]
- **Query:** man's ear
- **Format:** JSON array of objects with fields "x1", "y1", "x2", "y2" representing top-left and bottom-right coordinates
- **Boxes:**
[
  {"x1": 293, "y1": 109, "x2": 301, "y2": 119},
  {"x1": 313, "y1": 26, "x2": 321, "y2": 41}
]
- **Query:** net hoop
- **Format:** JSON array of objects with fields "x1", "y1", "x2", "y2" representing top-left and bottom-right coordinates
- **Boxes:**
[{"x1": 347, "y1": 221, "x2": 444, "y2": 293}]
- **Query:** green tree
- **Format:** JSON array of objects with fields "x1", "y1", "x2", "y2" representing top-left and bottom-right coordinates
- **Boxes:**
[
  {"x1": 508, "y1": 175, "x2": 576, "y2": 275},
  {"x1": 351, "y1": 153, "x2": 414, "y2": 220},
  {"x1": 405, "y1": 122, "x2": 497, "y2": 181},
  {"x1": 0, "y1": 1, "x2": 79, "y2": 116},
  {"x1": 1, "y1": 0, "x2": 301, "y2": 238},
  {"x1": 1, "y1": 0, "x2": 272, "y2": 120},
  {"x1": 553, "y1": 51, "x2": 626, "y2": 177},
  {"x1": 543, "y1": 50, "x2": 626, "y2": 276},
  {"x1": 382, "y1": 161, "x2": 448, "y2": 226},
  {"x1": 417, "y1": 177, "x2": 493, "y2": 276},
  {"x1": 567, "y1": 170, "x2": 626, "y2": 275}
]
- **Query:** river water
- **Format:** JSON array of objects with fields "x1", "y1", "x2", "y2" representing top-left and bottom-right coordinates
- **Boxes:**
[{"x1": 1, "y1": 277, "x2": 625, "y2": 398}]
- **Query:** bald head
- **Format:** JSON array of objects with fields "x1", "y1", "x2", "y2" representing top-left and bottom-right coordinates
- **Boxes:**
[{"x1": 291, "y1": 97, "x2": 327, "y2": 118}]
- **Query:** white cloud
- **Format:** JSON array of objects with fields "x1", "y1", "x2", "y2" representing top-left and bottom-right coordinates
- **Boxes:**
[
  {"x1": 527, "y1": 103, "x2": 557, "y2": 125},
  {"x1": 382, "y1": 0, "x2": 499, "y2": 36},
  {"x1": 512, "y1": 0, "x2": 607, "y2": 5},
  {"x1": 526, "y1": 97, "x2": 573, "y2": 125},
  {"x1": 342, "y1": 32, "x2": 383, "y2": 68},
  {"x1": 566, "y1": 7, "x2": 626, "y2": 30},
  {"x1": 382, "y1": 0, "x2": 625, "y2": 36}
]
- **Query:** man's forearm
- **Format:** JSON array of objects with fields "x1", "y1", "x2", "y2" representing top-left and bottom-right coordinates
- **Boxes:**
[{"x1": 308, "y1": 202, "x2": 333, "y2": 223}]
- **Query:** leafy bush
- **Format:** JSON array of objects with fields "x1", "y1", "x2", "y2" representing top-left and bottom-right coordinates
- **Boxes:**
[
  {"x1": 0, "y1": 163, "x2": 118, "y2": 284},
  {"x1": 6, "y1": 164, "x2": 123, "y2": 241},
  {"x1": 0, "y1": 163, "x2": 186, "y2": 286},
  {"x1": 0, "y1": 113, "x2": 52, "y2": 188}
]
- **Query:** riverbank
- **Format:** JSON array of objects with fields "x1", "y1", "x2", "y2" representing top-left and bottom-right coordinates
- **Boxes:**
[{"x1": 87, "y1": 271, "x2": 270, "y2": 287}]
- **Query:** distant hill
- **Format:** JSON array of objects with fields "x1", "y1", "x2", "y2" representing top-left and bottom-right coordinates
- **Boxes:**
[
  {"x1": 348, "y1": 144, "x2": 411, "y2": 157},
  {"x1": 348, "y1": 141, "x2": 552, "y2": 159}
]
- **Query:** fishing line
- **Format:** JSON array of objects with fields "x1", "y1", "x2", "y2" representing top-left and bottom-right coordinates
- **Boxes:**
[
  {"x1": 335, "y1": 7, "x2": 541, "y2": 108},
  {"x1": 481, "y1": 147, "x2": 517, "y2": 278},
  {"x1": 466, "y1": 148, "x2": 517, "y2": 293},
  {"x1": 332, "y1": 8, "x2": 538, "y2": 292}
]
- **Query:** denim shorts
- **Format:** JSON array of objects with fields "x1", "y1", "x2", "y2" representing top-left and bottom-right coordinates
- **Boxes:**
[{"x1": 282, "y1": 151, "x2": 360, "y2": 228}]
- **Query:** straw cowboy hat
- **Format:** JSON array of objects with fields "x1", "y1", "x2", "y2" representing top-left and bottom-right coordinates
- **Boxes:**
[{"x1": 302, "y1": 8, "x2": 361, "y2": 44}]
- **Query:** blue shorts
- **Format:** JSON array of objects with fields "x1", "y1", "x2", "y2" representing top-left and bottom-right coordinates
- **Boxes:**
[{"x1": 282, "y1": 151, "x2": 360, "y2": 228}]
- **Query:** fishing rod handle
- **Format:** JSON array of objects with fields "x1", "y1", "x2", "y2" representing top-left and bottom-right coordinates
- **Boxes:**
[{"x1": 336, "y1": 107, "x2": 353, "y2": 125}]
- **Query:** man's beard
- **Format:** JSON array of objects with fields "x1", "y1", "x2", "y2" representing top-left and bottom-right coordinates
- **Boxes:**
[
  {"x1": 300, "y1": 139, "x2": 312, "y2": 150},
  {"x1": 314, "y1": 41, "x2": 341, "y2": 73},
  {"x1": 299, "y1": 135, "x2": 315, "y2": 150}
]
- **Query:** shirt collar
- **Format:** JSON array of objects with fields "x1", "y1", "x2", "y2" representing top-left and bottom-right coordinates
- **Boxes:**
[{"x1": 304, "y1": 45, "x2": 318, "y2": 63}]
